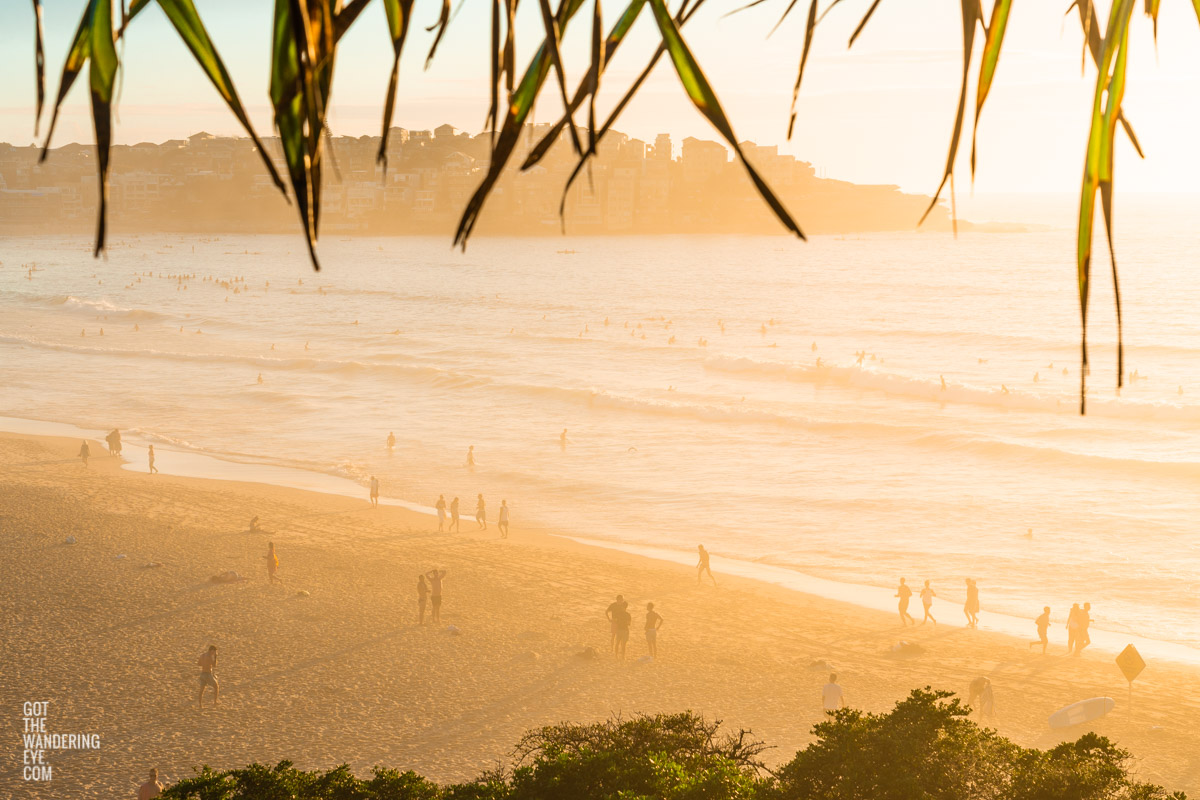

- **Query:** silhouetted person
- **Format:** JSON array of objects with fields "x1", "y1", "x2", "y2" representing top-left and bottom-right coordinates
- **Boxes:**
[
  {"x1": 498, "y1": 499, "x2": 509, "y2": 538},
  {"x1": 148, "y1": 444, "x2": 158, "y2": 474},
  {"x1": 449, "y1": 496, "x2": 460, "y2": 532},
  {"x1": 964, "y1": 578, "x2": 979, "y2": 628},
  {"x1": 968, "y1": 676, "x2": 995, "y2": 720},
  {"x1": 78, "y1": 440, "x2": 90, "y2": 467},
  {"x1": 560, "y1": 428, "x2": 570, "y2": 450},
  {"x1": 435, "y1": 494, "x2": 447, "y2": 532},
  {"x1": 614, "y1": 602, "x2": 632, "y2": 659},
  {"x1": 475, "y1": 494, "x2": 487, "y2": 530},
  {"x1": 426, "y1": 569, "x2": 447, "y2": 623},
  {"x1": 697, "y1": 545, "x2": 716, "y2": 585},
  {"x1": 369, "y1": 475, "x2": 380, "y2": 507},
  {"x1": 250, "y1": 516, "x2": 261, "y2": 532},
  {"x1": 920, "y1": 580, "x2": 937, "y2": 626},
  {"x1": 197, "y1": 645, "x2": 218, "y2": 709},
  {"x1": 1030, "y1": 606, "x2": 1050, "y2": 653},
  {"x1": 465, "y1": 445, "x2": 475, "y2": 469},
  {"x1": 1076, "y1": 602, "x2": 1092, "y2": 655},
  {"x1": 265, "y1": 542, "x2": 280, "y2": 584},
  {"x1": 417, "y1": 574, "x2": 429, "y2": 624},
  {"x1": 257, "y1": 373, "x2": 263, "y2": 384},
  {"x1": 138, "y1": 768, "x2": 164, "y2": 799},
  {"x1": 822, "y1": 673, "x2": 844, "y2": 712},
  {"x1": 1066, "y1": 603, "x2": 1081, "y2": 653},
  {"x1": 386, "y1": 432, "x2": 395, "y2": 451},
  {"x1": 606, "y1": 595, "x2": 626, "y2": 654},
  {"x1": 106, "y1": 428, "x2": 121, "y2": 456},
  {"x1": 644, "y1": 602, "x2": 663, "y2": 658},
  {"x1": 896, "y1": 578, "x2": 916, "y2": 626}
]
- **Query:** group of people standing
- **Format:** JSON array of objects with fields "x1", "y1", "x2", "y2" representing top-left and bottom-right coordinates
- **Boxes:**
[
  {"x1": 605, "y1": 595, "x2": 664, "y2": 660},
  {"x1": 1029, "y1": 604, "x2": 1095, "y2": 656},
  {"x1": 433, "y1": 493, "x2": 509, "y2": 537},
  {"x1": 77, "y1": 431, "x2": 156, "y2": 472}
]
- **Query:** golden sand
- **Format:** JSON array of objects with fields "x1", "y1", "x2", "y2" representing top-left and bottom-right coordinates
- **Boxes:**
[{"x1": 3, "y1": 432, "x2": 1199, "y2": 798}]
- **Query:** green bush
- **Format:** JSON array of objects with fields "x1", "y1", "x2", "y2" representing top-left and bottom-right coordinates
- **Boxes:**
[{"x1": 161, "y1": 693, "x2": 1186, "y2": 800}]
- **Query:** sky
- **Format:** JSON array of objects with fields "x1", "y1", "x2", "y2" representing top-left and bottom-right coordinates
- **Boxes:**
[{"x1": 2, "y1": 0, "x2": 1200, "y2": 195}]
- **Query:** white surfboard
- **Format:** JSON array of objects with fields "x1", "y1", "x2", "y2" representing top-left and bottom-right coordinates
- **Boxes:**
[{"x1": 1048, "y1": 697, "x2": 1115, "y2": 729}]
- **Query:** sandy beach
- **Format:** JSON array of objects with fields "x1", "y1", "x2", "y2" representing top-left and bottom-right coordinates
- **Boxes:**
[{"x1": 3, "y1": 431, "x2": 1200, "y2": 798}]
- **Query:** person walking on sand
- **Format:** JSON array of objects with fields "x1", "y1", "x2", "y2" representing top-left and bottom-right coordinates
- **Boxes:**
[
  {"x1": 426, "y1": 568, "x2": 447, "y2": 623},
  {"x1": 106, "y1": 428, "x2": 121, "y2": 456},
  {"x1": 417, "y1": 574, "x2": 429, "y2": 625},
  {"x1": 614, "y1": 601, "x2": 632, "y2": 660},
  {"x1": 138, "y1": 767, "x2": 164, "y2": 799},
  {"x1": 435, "y1": 494, "x2": 447, "y2": 532},
  {"x1": 369, "y1": 476, "x2": 380, "y2": 508},
  {"x1": 920, "y1": 580, "x2": 937, "y2": 626},
  {"x1": 896, "y1": 578, "x2": 916, "y2": 626},
  {"x1": 1066, "y1": 603, "x2": 1081, "y2": 653},
  {"x1": 386, "y1": 431, "x2": 395, "y2": 452},
  {"x1": 498, "y1": 499, "x2": 509, "y2": 538},
  {"x1": 1030, "y1": 606, "x2": 1051, "y2": 653},
  {"x1": 265, "y1": 542, "x2": 280, "y2": 584},
  {"x1": 197, "y1": 645, "x2": 219, "y2": 709},
  {"x1": 449, "y1": 496, "x2": 460, "y2": 532},
  {"x1": 148, "y1": 444, "x2": 158, "y2": 474},
  {"x1": 964, "y1": 578, "x2": 980, "y2": 628},
  {"x1": 697, "y1": 545, "x2": 716, "y2": 585},
  {"x1": 476, "y1": 494, "x2": 487, "y2": 530},
  {"x1": 1076, "y1": 602, "x2": 1092, "y2": 655},
  {"x1": 822, "y1": 673, "x2": 845, "y2": 712},
  {"x1": 78, "y1": 440, "x2": 91, "y2": 467},
  {"x1": 606, "y1": 595, "x2": 626, "y2": 654},
  {"x1": 644, "y1": 602, "x2": 663, "y2": 658}
]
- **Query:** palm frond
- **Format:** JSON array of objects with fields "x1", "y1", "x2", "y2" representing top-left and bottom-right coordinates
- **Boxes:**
[
  {"x1": 31, "y1": 0, "x2": 46, "y2": 135},
  {"x1": 378, "y1": 0, "x2": 415, "y2": 170},
  {"x1": 971, "y1": 0, "x2": 1011, "y2": 180}
]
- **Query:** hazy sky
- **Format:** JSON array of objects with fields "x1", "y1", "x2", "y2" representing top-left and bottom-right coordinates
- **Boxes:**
[{"x1": 2, "y1": 1, "x2": 1200, "y2": 194}]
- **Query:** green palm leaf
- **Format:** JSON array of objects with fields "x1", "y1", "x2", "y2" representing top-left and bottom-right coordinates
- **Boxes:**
[
  {"x1": 378, "y1": 0, "x2": 415, "y2": 170},
  {"x1": 31, "y1": 0, "x2": 46, "y2": 134},
  {"x1": 970, "y1": 0, "x2": 1011, "y2": 180}
]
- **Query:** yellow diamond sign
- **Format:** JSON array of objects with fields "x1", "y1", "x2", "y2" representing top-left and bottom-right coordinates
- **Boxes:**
[{"x1": 1116, "y1": 644, "x2": 1145, "y2": 683}]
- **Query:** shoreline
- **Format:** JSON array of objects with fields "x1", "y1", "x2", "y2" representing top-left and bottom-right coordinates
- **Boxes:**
[
  {"x1": 5, "y1": 430, "x2": 1200, "y2": 797},
  {"x1": 3, "y1": 413, "x2": 1197, "y2": 667}
]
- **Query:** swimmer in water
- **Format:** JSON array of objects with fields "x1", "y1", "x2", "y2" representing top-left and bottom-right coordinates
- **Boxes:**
[
  {"x1": 560, "y1": 428, "x2": 570, "y2": 450},
  {"x1": 940, "y1": 375, "x2": 947, "y2": 391},
  {"x1": 465, "y1": 445, "x2": 475, "y2": 469},
  {"x1": 1001, "y1": 384, "x2": 1010, "y2": 394},
  {"x1": 386, "y1": 432, "x2": 395, "y2": 451}
]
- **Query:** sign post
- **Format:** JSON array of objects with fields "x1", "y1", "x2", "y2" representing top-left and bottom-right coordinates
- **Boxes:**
[{"x1": 1115, "y1": 644, "x2": 1145, "y2": 720}]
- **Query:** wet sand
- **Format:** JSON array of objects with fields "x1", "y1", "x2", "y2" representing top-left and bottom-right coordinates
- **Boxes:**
[{"x1": 3, "y1": 432, "x2": 1199, "y2": 798}]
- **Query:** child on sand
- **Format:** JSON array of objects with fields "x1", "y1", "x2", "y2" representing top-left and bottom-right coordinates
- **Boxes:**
[
  {"x1": 896, "y1": 578, "x2": 915, "y2": 626},
  {"x1": 920, "y1": 580, "x2": 937, "y2": 626},
  {"x1": 644, "y1": 602, "x2": 663, "y2": 658},
  {"x1": 265, "y1": 543, "x2": 280, "y2": 584},
  {"x1": 197, "y1": 645, "x2": 219, "y2": 709}
]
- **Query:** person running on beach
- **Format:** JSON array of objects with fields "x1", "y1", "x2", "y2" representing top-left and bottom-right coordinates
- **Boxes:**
[
  {"x1": 1066, "y1": 603, "x2": 1081, "y2": 653},
  {"x1": 697, "y1": 545, "x2": 716, "y2": 585},
  {"x1": 435, "y1": 494, "x2": 447, "y2": 532},
  {"x1": 148, "y1": 444, "x2": 158, "y2": 474},
  {"x1": 476, "y1": 494, "x2": 487, "y2": 530},
  {"x1": 896, "y1": 578, "x2": 916, "y2": 626},
  {"x1": 614, "y1": 602, "x2": 632, "y2": 660},
  {"x1": 822, "y1": 673, "x2": 845, "y2": 712},
  {"x1": 417, "y1": 574, "x2": 429, "y2": 624},
  {"x1": 369, "y1": 476, "x2": 380, "y2": 508},
  {"x1": 78, "y1": 440, "x2": 90, "y2": 467},
  {"x1": 498, "y1": 499, "x2": 509, "y2": 538},
  {"x1": 265, "y1": 542, "x2": 280, "y2": 584},
  {"x1": 644, "y1": 602, "x2": 663, "y2": 658},
  {"x1": 1076, "y1": 602, "x2": 1092, "y2": 655},
  {"x1": 426, "y1": 569, "x2": 447, "y2": 623},
  {"x1": 1030, "y1": 606, "x2": 1051, "y2": 653},
  {"x1": 386, "y1": 432, "x2": 395, "y2": 452},
  {"x1": 138, "y1": 767, "x2": 164, "y2": 799},
  {"x1": 920, "y1": 580, "x2": 937, "y2": 626},
  {"x1": 197, "y1": 645, "x2": 219, "y2": 709},
  {"x1": 465, "y1": 445, "x2": 475, "y2": 469},
  {"x1": 964, "y1": 578, "x2": 980, "y2": 628},
  {"x1": 449, "y1": 496, "x2": 460, "y2": 532},
  {"x1": 606, "y1": 595, "x2": 626, "y2": 654}
]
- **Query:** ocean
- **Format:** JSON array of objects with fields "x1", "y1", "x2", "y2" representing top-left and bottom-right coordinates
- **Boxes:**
[{"x1": 4, "y1": 211, "x2": 1200, "y2": 655}]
